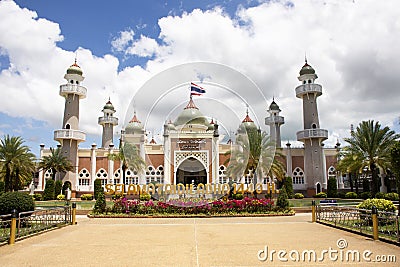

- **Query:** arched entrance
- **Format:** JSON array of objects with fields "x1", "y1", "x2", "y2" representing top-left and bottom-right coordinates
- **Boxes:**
[
  {"x1": 316, "y1": 182, "x2": 321, "y2": 194},
  {"x1": 176, "y1": 157, "x2": 207, "y2": 185}
]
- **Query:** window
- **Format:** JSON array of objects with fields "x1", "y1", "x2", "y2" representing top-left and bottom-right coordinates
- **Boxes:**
[
  {"x1": 218, "y1": 165, "x2": 228, "y2": 184},
  {"x1": 96, "y1": 168, "x2": 108, "y2": 185},
  {"x1": 126, "y1": 169, "x2": 139, "y2": 184},
  {"x1": 292, "y1": 167, "x2": 305, "y2": 184},
  {"x1": 145, "y1": 165, "x2": 164, "y2": 184},
  {"x1": 79, "y1": 168, "x2": 90, "y2": 186}
]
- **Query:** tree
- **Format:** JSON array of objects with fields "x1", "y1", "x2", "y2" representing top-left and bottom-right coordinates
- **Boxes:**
[
  {"x1": 0, "y1": 135, "x2": 36, "y2": 192},
  {"x1": 38, "y1": 147, "x2": 73, "y2": 181},
  {"x1": 108, "y1": 142, "x2": 145, "y2": 185},
  {"x1": 343, "y1": 120, "x2": 399, "y2": 196},
  {"x1": 390, "y1": 141, "x2": 400, "y2": 193},
  {"x1": 43, "y1": 179, "x2": 55, "y2": 200},
  {"x1": 282, "y1": 176, "x2": 294, "y2": 199},
  {"x1": 327, "y1": 177, "x2": 337, "y2": 198}
]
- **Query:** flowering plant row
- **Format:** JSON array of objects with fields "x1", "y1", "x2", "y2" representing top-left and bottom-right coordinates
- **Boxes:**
[{"x1": 109, "y1": 197, "x2": 279, "y2": 215}]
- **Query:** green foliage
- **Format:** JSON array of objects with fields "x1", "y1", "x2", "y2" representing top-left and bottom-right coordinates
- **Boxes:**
[
  {"x1": 362, "y1": 179, "x2": 370, "y2": 192},
  {"x1": 294, "y1": 193, "x2": 304, "y2": 199},
  {"x1": 374, "y1": 192, "x2": 385, "y2": 199},
  {"x1": 232, "y1": 193, "x2": 244, "y2": 200},
  {"x1": 357, "y1": 198, "x2": 396, "y2": 212},
  {"x1": 359, "y1": 192, "x2": 372, "y2": 200},
  {"x1": 93, "y1": 191, "x2": 106, "y2": 213},
  {"x1": 38, "y1": 147, "x2": 73, "y2": 180},
  {"x1": 54, "y1": 180, "x2": 62, "y2": 196},
  {"x1": 140, "y1": 193, "x2": 151, "y2": 201},
  {"x1": 81, "y1": 194, "x2": 93, "y2": 200},
  {"x1": 33, "y1": 193, "x2": 43, "y2": 201},
  {"x1": 43, "y1": 179, "x2": 55, "y2": 200},
  {"x1": 345, "y1": 192, "x2": 358, "y2": 199},
  {"x1": 94, "y1": 179, "x2": 103, "y2": 200},
  {"x1": 314, "y1": 192, "x2": 327, "y2": 198},
  {"x1": 0, "y1": 181, "x2": 4, "y2": 193},
  {"x1": 0, "y1": 191, "x2": 35, "y2": 215},
  {"x1": 327, "y1": 177, "x2": 337, "y2": 198},
  {"x1": 383, "y1": 192, "x2": 399, "y2": 201},
  {"x1": 283, "y1": 177, "x2": 293, "y2": 198},
  {"x1": 62, "y1": 181, "x2": 71, "y2": 195},
  {"x1": 390, "y1": 141, "x2": 400, "y2": 193},
  {"x1": 277, "y1": 187, "x2": 289, "y2": 209},
  {"x1": 57, "y1": 194, "x2": 65, "y2": 200},
  {"x1": 112, "y1": 192, "x2": 124, "y2": 200},
  {"x1": 336, "y1": 191, "x2": 346, "y2": 199}
]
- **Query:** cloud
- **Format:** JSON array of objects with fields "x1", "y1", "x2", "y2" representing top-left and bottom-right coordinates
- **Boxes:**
[{"x1": 0, "y1": 0, "x2": 399, "y2": 152}]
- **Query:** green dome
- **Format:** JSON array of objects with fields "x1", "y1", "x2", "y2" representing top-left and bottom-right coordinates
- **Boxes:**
[
  {"x1": 174, "y1": 98, "x2": 211, "y2": 129},
  {"x1": 125, "y1": 113, "x2": 143, "y2": 134},
  {"x1": 269, "y1": 100, "x2": 280, "y2": 111},
  {"x1": 103, "y1": 100, "x2": 115, "y2": 111},
  {"x1": 299, "y1": 62, "x2": 315, "y2": 76},
  {"x1": 67, "y1": 62, "x2": 83, "y2": 76}
]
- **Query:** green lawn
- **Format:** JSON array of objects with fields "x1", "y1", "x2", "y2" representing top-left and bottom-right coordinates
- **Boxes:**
[{"x1": 35, "y1": 200, "x2": 113, "y2": 210}]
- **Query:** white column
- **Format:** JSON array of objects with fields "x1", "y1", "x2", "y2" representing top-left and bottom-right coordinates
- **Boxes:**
[
  {"x1": 286, "y1": 144, "x2": 292, "y2": 178},
  {"x1": 322, "y1": 144, "x2": 327, "y2": 190},
  {"x1": 139, "y1": 143, "x2": 146, "y2": 184},
  {"x1": 163, "y1": 136, "x2": 170, "y2": 185},
  {"x1": 212, "y1": 137, "x2": 219, "y2": 184},
  {"x1": 108, "y1": 146, "x2": 115, "y2": 184},
  {"x1": 38, "y1": 144, "x2": 45, "y2": 190},
  {"x1": 91, "y1": 144, "x2": 97, "y2": 191}
]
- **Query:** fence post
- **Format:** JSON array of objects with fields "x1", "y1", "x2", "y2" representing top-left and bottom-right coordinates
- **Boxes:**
[
  {"x1": 8, "y1": 209, "x2": 18, "y2": 245},
  {"x1": 371, "y1": 205, "x2": 379, "y2": 240},
  {"x1": 72, "y1": 202, "x2": 77, "y2": 225},
  {"x1": 312, "y1": 200, "x2": 316, "y2": 223}
]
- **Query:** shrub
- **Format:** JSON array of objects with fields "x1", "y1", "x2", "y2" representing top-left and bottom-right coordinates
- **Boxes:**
[
  {"x1": 112, "y1": 192, "x2": 124, "y2": 200},
  {"x1": 384, "y1": 192, "x2": 399, "y2": 201},
  {"x1": 94, "y1": 179, "x2": 103, "y2": 200},
  {"x1": 33, "y1": 193, "x2": 43, "y2": 201},
  {"x1": 374, "y1": 192, "x2": 385, "y2": 199},
  {"x1": 336, "y1": 191, "x2": 346, "y2": 199},
  {"x1": 283, "y1": 177, "x2": 294, "y2": 199},
  {"x1": 93, "y1": 191, "x2": 106, "y2": 213},
  {"x1": 345, "y1": 192, "x2": 358, "y2": 199},
  {"x1": 327, "y1": 177, "x2": 337, "y2": 198},
  {"x1": 0, "y1": 191, "x2": 35, "y2": 215},
  {"x1": 362, "y1": 179, "x2": 370, "y2": 192},
  {"x1": 357, "y1": 198, "x2": 396, "y2": 212},
  {"x1": 359, "y1": 192, "x2": 372, "y2": 200},
  {"x1": 43, "y1": 179, "x2": 55, "y2": 200},
  {"x1": 81, "y1": 194, "x2": 93, "y2": 201},
  {"x1": 314, "y1": 192, "x2": 327, "y2": 198},
  {"x1": 0, "y1": 181, "x2": 4, "y2": 193},
  {"x1": 140, "y1": 193, "x2": 151, "y2": 201},
  {"x1": 57, "y1": 194, "x2": 65, "y2": 200},
  {"x1": 294, "y1": 193, "x2": 304, "y2": 199},
  {"x1": 232, "y1": 193, "x2": 244, "y2": 200},
  {"x1": 54, "y1": 180, "x2": 63, "y2": 196},
  {"x1": 277, "y1": 187, "x2": 289, "y2": 209}
]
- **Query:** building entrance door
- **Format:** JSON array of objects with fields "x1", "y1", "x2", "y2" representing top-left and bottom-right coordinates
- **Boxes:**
[{"x1": 176, "y1": 157, "x2": 207, "y2": 185}]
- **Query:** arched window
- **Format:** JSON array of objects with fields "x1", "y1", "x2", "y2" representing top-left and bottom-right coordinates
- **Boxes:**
[
  {"x1": 292, "y1": 167, "x2": 305, "y2": 184},
  {"x1": 328, "y1": 166, "x2": 336, "y2": 179},
  {"x1": 96, "y1": 168, "x2": 108, "y2": 186},
  {"x1": 125, "y1": 168, "x2": 140, "y2": 185},
  {"x1": 145, "y1": 165, "x2": 164, "y2": 184},
  {"x1": 44, "y1": 169, "x2": 53, "y2": 179},
  {"x1": 65, "y1": 124, "x2": 71, "y2": 129},
  {"x1": 218, "y1": 165, "x2": 228, "y2": 184},
  {"x1": 78, "y1": 168, "x2": 90, "y2": 186}
]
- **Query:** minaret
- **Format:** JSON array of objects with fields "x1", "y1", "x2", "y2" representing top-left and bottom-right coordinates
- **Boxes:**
[
  {"x1": 295, "y1": 60, "x2": 328, "y2": 196},
  {"x1": 265, "y1": 99, "x2": 284, "y2": 148},
  {"x1": 98, "y1": 98, "x2": 118, "y2": 148},
  {"x1": 54, "y1": 60, "x2": 86, "y2": 191}
]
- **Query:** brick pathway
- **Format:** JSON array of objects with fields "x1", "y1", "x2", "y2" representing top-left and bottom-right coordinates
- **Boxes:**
[{"x1": 0, "y1": 214, "x2": 398, "y2": 266}]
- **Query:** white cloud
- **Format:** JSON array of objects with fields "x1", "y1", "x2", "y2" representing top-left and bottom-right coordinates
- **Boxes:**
[{"x1": 0, "y1": 0, "x2": 399, "y2": 151}]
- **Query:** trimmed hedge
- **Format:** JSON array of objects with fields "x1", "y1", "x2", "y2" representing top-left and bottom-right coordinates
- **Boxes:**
[
  {"x1": 314, "y1": 192, "x2": 327, "y2": 198},
  {"x1": 140, "y1": 193, "x2": 151, "y2": 201},
  {"x1": 94, "y1": 179, "x2": 102, "y2": 200},
  {"x1": 93, "y1": 191, "x2": 106, "y2": 213},
  {"x1": 294, "y1": 193, "x2": 304, "y2": 199},
  {"x1": 357, "y1": 198, "x2": 396, "y2": 212},
  {"x1": 43, "y1": 179, "x2": 55, "y2": 200},
  {"x1": 55, "y1": 180, "x2": 63, "y2": 196},
  {"x1": 33, "y1": 193, "x2": 43, "y2": 201},
  {"x1": 345, "y1": 192, "x2": 358, "y2": 199},
  {"x1": 81, "y1": 194, "x2": 93, "y2": 200},
  {"x1": 0, "y1": 191, "x2": 35, "y2": 215}
]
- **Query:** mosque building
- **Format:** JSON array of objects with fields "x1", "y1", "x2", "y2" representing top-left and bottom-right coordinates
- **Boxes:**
[{"x1": 35, "y1": 60, "x2": 343, "y2": 198}]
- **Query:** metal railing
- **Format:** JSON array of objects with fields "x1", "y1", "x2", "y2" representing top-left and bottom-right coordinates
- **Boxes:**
[
  {"x1": 316, "y1": 205, "x2": 400, "y2": 244},
  {"x1": 0, "y1": 206, "x2": 72, "y2": 246}
]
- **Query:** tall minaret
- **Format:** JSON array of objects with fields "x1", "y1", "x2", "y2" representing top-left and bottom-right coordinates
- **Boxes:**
[
  {"x1": 295, "y1": 60, "x2": 328, "y2": 196},
  {"x1": 54, "y1": 60, "x2": 87, "y2": 191},
  {"x1": 98, "y1": 98, "x2": 118, "y2": 148},
  {"x1": 265, "y1": 99, "x2": 284, "y2": 148}
]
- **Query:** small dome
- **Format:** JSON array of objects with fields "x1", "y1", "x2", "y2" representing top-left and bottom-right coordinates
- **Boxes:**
[
  {"x1": 299, "y1": 62, "x2": 315, "y2": 76},
  {"x1": 174, "y1": 98, "x2": 211, "y2": 129},
  {"x1": 125, "y1": 112, "x2": 143, "y2": 134},
  {"x1": 269, "y1": 100, "x2": 280, "y2": 111},
  {"x1": 241, "y1": 111, "x2": 257, "y2": 130},
  {"x1": 103, "y1": 100, "x2": 115, "y2": 111},
  {"x1": 67, "y1": 61, "x2": 83, "y2": 76}
]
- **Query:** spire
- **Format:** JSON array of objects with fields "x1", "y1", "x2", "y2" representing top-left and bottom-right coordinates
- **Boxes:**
[
  {"x1": 184, "y1": 96, "x2": 199, "y2": 110},
  {"x1": 130, "y1": 111, "x2": 141, "y2": 123},
  {"x1": 242, "y1": 108, "x2": 254, "y2": 123}
]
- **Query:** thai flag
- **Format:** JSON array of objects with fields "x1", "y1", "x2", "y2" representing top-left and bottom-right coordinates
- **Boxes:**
[{"x1": 190, "y1": 82, "x2": 206, "y2": 96}]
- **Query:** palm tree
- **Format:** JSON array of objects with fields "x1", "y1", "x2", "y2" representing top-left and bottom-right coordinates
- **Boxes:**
[
  {"x1": 0, "y1": 135, "x2": 36, "y2": 192},
  {"x1": 337, "y1": 149, "x2": 365, "y2": 193},
  {"x1": 343, "y1": 120, "x2": 399, "y2": 195},
  {"x1": 108, "y1": 142, "x2": 145, "y2": 185},
  {"x1": 38, "y1": 147, "x2": 73, "y2": 181}
]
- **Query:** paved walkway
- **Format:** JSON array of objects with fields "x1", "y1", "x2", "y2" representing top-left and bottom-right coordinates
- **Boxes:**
[{"x1": 0, "y1": 214, "x2": 399, "y2": 266}]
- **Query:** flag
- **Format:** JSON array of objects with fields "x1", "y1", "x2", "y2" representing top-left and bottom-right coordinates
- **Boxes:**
[{"x1": 190, "y1": 82, "x2": 206, "y2": 96}]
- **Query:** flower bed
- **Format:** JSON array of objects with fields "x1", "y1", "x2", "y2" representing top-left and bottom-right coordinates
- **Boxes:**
[{"x1": 90, "y1": 197, "x2": 294, "y2": 217}]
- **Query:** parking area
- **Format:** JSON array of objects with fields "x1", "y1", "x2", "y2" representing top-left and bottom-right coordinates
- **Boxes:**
[{"x1": 0, "y1": 213, "x2": 399, "y2": 266}]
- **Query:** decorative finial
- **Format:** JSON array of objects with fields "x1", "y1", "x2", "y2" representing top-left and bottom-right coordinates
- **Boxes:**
[
  {"x1": 75, "y1": 51, "x2": 78, "y2": 64},
  {"x1": 305, "y1": 52, "x2": 308, "y2": 64}
]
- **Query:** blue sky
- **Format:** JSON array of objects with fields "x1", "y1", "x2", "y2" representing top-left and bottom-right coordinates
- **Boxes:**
[{"x1": 0, "y1": 0, "x2": 399, "y2": 157}]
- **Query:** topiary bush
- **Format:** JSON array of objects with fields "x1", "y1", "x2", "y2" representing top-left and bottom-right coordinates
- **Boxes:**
[
  {"x1": 359, "y1": 192, "x2": 372, "y2": 200},
  {"x1": 55, "y1": 180, "x2": 63, "y2": 196},
  {"x1": 277, "y1": 187, "x2": 289, "y2": 209},
  {"x1": 357, "y1": 198, "x2": 396, "y2": 212},
  {"x1": 294, "y1": 193, "x2": 304, "y2": 199},
  {"x1": 283, "y1": 177, "x2": 294, "y2": 199},
  {"x1": 314, "y1": 192, "x2": 327, "y2": 198},
  {"x1": 374, "y1": 192, "x2": 385, "y2": 199},
  {"x1": 33, "y1": 193, "x2": 43, "y2": 201},
  {"x1": 43, "y1": 179, "x2": 55, "y2": 200},
  {"x1": 81, "y1": 194, "x2": 93, "y2": 201},
  {"x1": 57, "y1": 194, "x2": 65, "y2": 201},
  {"x1": 336, "y1": 191, "x2": 346, "y2": 199},
  {"x1": 0, "y1": 191, "x2": 35, "y2": 215},
  {"x1": 93, "y1": 191, "x2": 106, "y2": 214},
  {"x1": 345, "y1": 192, "x2": 358, "y2": 199},
  {"x1": 94, "y1": 179, "x2": 103, "y2": 200},
  {"x1": 232, "y1": 193, "x2": 244, "y2": 200},
  {"x1": 140, "y1": 193, "x2": 151, "y2": 201},
  {"x1": 0, "y1": 181, "x2": 5, "y2": 194},
  {"x1": 327, "y1": 177, "x2": 337, "y2": 198},
  {"x1": 384, "y1": 192, "x2": 399, "y2": 201}
]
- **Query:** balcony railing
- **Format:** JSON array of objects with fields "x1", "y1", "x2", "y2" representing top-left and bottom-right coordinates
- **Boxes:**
[
  {"x1": 98, "y1": 116, "x2": 118, "y2": 125},
  {"x1": 295, "y1": 83, "x2": 322, "y2": 98},
  {"x1": 296, "y1": 129, "x2": 328, "y2": 141},
  {"x1": 54, "y1": 129, "x2": 86, "y2": 142},
  {"x1": 60, "y1": 84, "x2": 87, "y2": 98},
  {"x1": 265, "y1": 116, "x2": 284, "y2": 125}
]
